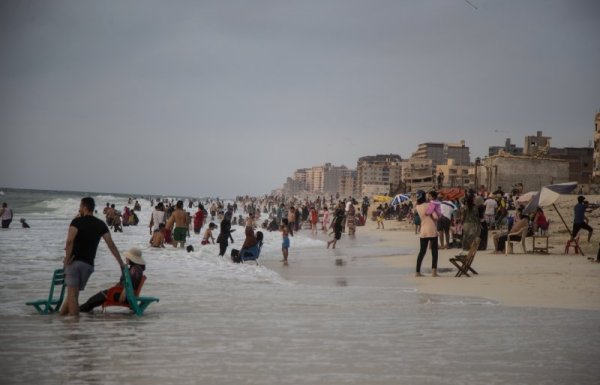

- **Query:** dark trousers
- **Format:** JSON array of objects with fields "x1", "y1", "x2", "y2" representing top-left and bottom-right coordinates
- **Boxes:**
[
  {"x1": 218, "y1": 240, "x2": 228, "y2": 256},
  {"x1": 1, "y1": 219, "x2": 11, "y2": 228},
  {"x1": 79, "y1": 290, "x2": 109, "y2": 312},
  {"x1": 416, "y1": 237, "x2": 438, "y2": 273}
]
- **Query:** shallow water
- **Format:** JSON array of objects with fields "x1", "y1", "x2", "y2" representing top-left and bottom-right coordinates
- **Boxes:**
[{"x1": 1, "y1": 189, "x2": 599, "y2": 384}]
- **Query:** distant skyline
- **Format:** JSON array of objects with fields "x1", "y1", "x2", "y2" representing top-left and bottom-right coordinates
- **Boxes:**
[{"x1": 2, "y1": 0, "x2": 599, "y2": 197}]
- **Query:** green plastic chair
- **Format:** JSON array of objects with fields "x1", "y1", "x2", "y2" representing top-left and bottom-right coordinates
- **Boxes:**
[
  {"x1": 26, "y1": 268, "x2": 66, "y2": 314},
  {"x1": 121, "y1": 266, "x2": 159, "y2": 316}
]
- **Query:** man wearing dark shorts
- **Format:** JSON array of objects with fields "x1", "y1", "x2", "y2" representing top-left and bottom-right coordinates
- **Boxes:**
[{"x1": 61, "y1": 197, "x2": 125, "y2": 316}]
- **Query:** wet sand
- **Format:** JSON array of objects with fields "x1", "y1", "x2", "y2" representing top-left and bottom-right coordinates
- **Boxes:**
[{"x1": 342, "y1": 209, "x2": 600, "y2": 311}]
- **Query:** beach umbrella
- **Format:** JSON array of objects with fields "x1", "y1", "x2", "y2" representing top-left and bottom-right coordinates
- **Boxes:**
[
  {"x1": 373, "y1": 195, "x2": 391, "y2": 203},
  {"x1": 439, "y1": 188, "x2": 465, "y2": 200},
  {"x1": 391, "y1": 194, "x2": 411, "y2": 207},
  {"x1": 517, "y1": 191, "x2": 538, "y2": 204},
  {"x1": 523, "y1": 181, "x2": 578, "y2": 235}
]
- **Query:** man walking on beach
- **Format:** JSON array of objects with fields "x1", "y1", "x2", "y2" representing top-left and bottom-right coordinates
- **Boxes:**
[
  {"x1": 61, "y1": 197, "x2": 125, "y2": 316},
  {"x1": 167, "y1": 200, "x2": 189, "y2": 248}
]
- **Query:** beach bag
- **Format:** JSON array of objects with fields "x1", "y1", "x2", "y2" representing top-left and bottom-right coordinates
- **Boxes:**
[{"x1": 230, "y1": 249, "x2": 241, "y2": 263}]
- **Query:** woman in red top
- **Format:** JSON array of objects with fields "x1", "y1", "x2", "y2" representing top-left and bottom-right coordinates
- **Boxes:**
[{"x1": 533, "y1": 208, "x2": 549, "y2": 234}]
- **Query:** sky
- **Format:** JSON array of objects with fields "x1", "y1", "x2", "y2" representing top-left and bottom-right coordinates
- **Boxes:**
[{"x1": 1, "y1": 0, "x2": 599, "y2": 198}]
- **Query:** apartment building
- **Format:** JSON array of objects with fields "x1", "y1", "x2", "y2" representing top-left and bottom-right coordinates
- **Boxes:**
[
  {"x1": 356, "y1": 154, "x2": 402, "y2": 197},
  {"x1": 411, "y1": 140, "x2": 470, "y2": 169}
]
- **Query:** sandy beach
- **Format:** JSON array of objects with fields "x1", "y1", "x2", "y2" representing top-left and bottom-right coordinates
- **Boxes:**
[{"x1": 363, "y1": 195, "x2": 600, "y2": 311}]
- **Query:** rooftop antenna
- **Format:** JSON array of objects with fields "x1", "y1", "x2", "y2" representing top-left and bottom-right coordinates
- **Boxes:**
[{"x1": 464, "y1": 0, "x2": 478, "y2": 10}]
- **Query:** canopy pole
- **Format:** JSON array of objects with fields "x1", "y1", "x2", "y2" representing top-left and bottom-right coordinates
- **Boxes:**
[{"x1": 553, "y1": 203, "x2": 572, "y2": 237}]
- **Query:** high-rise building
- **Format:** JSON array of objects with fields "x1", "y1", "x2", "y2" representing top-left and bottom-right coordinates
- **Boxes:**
[
  {"x1": 411, "y1": 140, "x2": 470, "y2": 169},
  {"x1": 401, "y1": 158, "x2": 434, "y2": 192},
  {"x1": 356, "y1": 154, "x2": 402, "y2": 197}
]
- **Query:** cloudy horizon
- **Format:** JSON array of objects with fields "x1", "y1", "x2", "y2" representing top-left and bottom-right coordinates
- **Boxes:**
[{"x1": 1, "y1": 0, "x2": 599, "y2": 197}]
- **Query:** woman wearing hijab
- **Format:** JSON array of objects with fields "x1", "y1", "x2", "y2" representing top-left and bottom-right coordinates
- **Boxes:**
[
  {"x1": 217, "y1": 211, "x2": 235, "y2": 257},
  {"x1": 415, "y1": 190, "x2": 439, "y2": 277}
]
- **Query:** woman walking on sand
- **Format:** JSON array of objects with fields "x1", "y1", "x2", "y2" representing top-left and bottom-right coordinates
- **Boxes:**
[{"x1": 415, "y1": 190, "x2": 439, "y2": 277}]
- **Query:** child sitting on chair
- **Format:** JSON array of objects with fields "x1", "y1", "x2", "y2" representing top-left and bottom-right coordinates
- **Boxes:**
[{"x1": 79, "y1": 248, "x2": 146, "y2": 313}]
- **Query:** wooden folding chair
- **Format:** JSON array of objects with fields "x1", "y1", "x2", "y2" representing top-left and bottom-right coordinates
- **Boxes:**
[
  {"x1": 26, "y1": 268, "x2": 66, "y2": 314},
  {"x1": 449, "y1": 237, "x2": 481, "y2": 277}
]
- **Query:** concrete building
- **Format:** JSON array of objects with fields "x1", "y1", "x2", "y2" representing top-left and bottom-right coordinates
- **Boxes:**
[
  {"x1": 304, "y1": 163, "x2": 351, "y2": 195},
  {"x1": 356, "y1": 154, "x2": 403, "y2": 197},
  {"x1": 338, "y1": 170, "x2": 356, "y2": 198},
  {"x1": 593, "y1": 112, "x2": 600, "y2": 181},
  {"x1": 411, "y1": 140, "x2": 470, "y2": 169},
  {"x1": 524, "y1": 131, "x2": 552, "y2": 157},
  {"x1": 282, "y1": 168, "x2": 308, "y2": 195},
  {"x1": 436, "y1": 159, "x2": 471, "y2": 188},
  {"x1": 401, "y1": 158, "x2": 434, "y2": 192},
  {"x1": 475, "y1": 154, "x2": 569, "y2": 193},
  {"x1": 548, "y1": 147, "x2": 593, "y2": 184},
  {"x1": 489, "y1": 138, "x2": 524, "y2": 156}
]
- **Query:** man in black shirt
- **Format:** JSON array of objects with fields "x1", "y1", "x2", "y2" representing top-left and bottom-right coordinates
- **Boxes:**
[{"x1": 60, "y1": 197, "x2": 125, "y2": 316}]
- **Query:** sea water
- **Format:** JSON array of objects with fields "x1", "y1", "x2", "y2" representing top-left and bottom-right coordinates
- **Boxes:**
[{"x1": 0, "y1": 189, "x2": 598, "y2": 385}]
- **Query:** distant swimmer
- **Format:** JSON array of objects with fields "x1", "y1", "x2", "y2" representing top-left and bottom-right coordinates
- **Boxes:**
[{"x1": 20, "y1": 218, "x2": 30, "y2": 228}]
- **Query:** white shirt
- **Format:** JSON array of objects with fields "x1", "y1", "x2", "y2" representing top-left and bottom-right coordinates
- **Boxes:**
[
  {"x1": 151, "y1": 210, "x2": 165, "y2": 230},
  {"x1": 484, "y1": 198, "x2": 498, "y2": 216}
]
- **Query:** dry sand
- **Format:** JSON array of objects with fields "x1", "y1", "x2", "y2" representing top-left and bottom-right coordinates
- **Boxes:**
[{"x1": 365, "y1": 194, "x2": 600, "y2": 311}]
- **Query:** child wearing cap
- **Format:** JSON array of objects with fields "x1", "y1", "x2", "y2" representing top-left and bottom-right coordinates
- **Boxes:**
[{"x1": 79, "y1": 248, "x2": 146, "y2": 313}]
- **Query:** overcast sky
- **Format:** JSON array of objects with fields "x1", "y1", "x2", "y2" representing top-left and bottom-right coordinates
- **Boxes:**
[{"x1": 1, "y1": 0, "x2": 599, "y2": 197}]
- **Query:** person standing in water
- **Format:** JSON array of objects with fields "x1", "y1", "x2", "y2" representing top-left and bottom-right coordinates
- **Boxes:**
[
  {"x1": 166, "y1": 200, "x2": 189, "y2": 249},
  {"x1": 327, "y1": 202, "x2": 345, "y2": 249},
  {"x1": 217, "y1": 211, "x2": 235, "y2": 257},
  {"x1": 281, "y1": 219, "x2": 290, "y2": 265},
  {"x1": 1, "y1": 202, "x2": 13, "y2": 228},
  {"x1": 61, "y1": 197, "x2": 125, "y2": 316}
]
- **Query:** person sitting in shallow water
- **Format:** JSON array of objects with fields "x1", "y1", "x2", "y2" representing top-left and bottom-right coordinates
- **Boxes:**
[
  {"x1": 79, "y1": 248, "x2": 145, "y2": 313},
  {"x1": 150, "y1": 223, "x2": 166, "y2": 248},
  {"x1": 20, "y1": 218, "x2": 30, "y2": 228}
]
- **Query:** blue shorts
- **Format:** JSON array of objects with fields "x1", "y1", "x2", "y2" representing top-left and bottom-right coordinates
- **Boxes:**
[
  {"x1": 282, "y1": 237, "x2": 290, "y2": 249},
  {"x1": 65, "y1": 260, "x2": 94, "y2": 290}
]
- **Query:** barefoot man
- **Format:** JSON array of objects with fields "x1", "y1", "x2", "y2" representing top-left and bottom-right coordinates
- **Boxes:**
[{"x1": 61, "y1": 197, "x2": 125, "y2": 316}]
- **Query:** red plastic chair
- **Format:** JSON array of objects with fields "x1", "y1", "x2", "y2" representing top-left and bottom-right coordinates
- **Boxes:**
[{"x1": 565, "y1": 235, "x2": 583, "y2": 256}]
